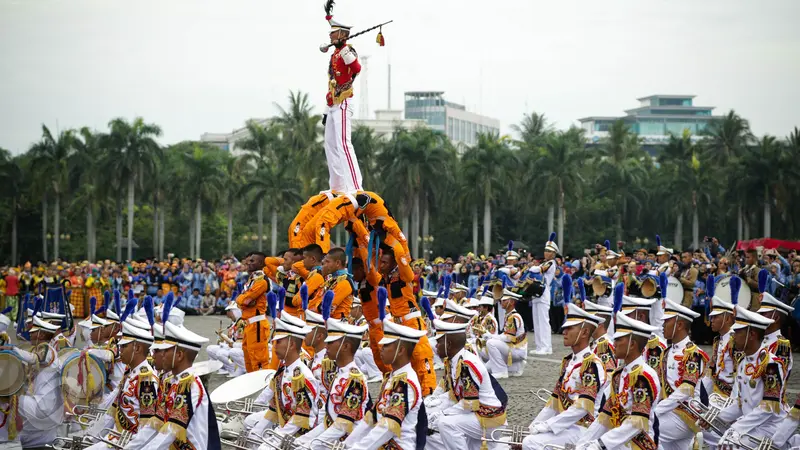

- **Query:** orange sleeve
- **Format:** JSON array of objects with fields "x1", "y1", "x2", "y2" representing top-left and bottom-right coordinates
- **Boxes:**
[
  {"x1": 236, "y1": 278, "x2": 268, "y2": 310},
  {"x1": 393, "y1": 243, "x2": 415, "y2": 283},
  {"x1": 306, "y1": 272, "x2": 325, "y2": 311},
  {"x1": 330, "y1": 279, "x2": 353, "y2": 320},
  {"x1": 263, "y1": 257, "x2": 283, "y2": 282},
  {"x1": 292, "y1": 261, "x2": 310, "y2": 279}
]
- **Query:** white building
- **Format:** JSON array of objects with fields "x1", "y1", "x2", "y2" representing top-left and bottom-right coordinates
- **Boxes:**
[{"x1": 404, "y1": 91, "x2": 500, "y2": 151}]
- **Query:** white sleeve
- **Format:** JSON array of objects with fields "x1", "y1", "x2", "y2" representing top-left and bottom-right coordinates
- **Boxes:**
[
  {"x1": 575, "y1": 419, "x2": 608, "y2": 445},
  {"x1": 254, "y1": 384, "x2": 274, "y2": 406},
  {"x1": 309, "y1": 424, "x2": 347, "y2": 450},
  {"x1": 343, "y1": 420, "x2": 373, "y2": 447},
  {"x1": 123, "y1": 424, "x2": 158, "y2": 450},
  {"x1": 597, "y1": 422, "x2": 642, "y2": 448},
  {"x1": 545, "y1": 406, "x2": 590, "y2": 434},
  {"x1": 347, "y1": 425, "x2": 395, "y2": 450}
]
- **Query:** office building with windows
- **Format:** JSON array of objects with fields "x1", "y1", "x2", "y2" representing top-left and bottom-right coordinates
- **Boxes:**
[
  {"x1": 579, "y1": 95, "x2": 723, "y2": 146},
  {"x1": 404, "y1": 91, "x2": 500, "y2": 149}
]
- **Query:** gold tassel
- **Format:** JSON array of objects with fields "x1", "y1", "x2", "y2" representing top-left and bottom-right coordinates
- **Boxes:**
[{"x1": 376, "y1": 27, "x2": 385, "y2": 47}]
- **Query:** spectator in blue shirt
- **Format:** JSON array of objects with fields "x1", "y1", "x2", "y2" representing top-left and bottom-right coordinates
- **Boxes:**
[{"x1": 183, "y1": 288, "x2": 202, "y2": 315}]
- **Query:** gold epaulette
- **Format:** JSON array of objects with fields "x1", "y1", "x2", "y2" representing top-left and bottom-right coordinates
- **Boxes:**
[
  {"x1": 581, "y1": 352, "x2": 598, "y2": 373},
  {"x1": 291, "y1": 369, "x2": 307, "y2": 394},
  {"x1": 647, "y1": 335, "x2": 662, "y2": 350}
]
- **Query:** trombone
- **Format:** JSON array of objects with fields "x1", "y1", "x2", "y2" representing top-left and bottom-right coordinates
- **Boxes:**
[
  {"x1": 224, "y1": 398, "x2": 269, "y2": 416},
  {"x1": 216, "y1": 321, "x2": 234, "y2": 346},
  {"x1": 681, "y1": 394, "x2": 733, "y2": 436},
  {"x1": 720, "y1": 430, "x2": 781, "y2": 450}
]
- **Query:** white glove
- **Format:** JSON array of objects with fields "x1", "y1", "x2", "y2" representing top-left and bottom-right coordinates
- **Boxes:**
[
  {"x1": 428, "y1": 412, "x2": 442, "y2": 428},
  {"x1": 527, "y1": 421, "x2": 548, "y2": 434},
  {"x1": 424, "y1": 396, "x2": 442, "y2": 409},
  {"x1": 339, "y1": 46, "x2": 356, "y2": 64}
]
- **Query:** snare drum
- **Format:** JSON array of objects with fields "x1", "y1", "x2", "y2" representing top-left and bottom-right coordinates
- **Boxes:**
[
  {"x1": 61, "y1": 350, "x2": 108, "y2": 409},
  {"x1": 0, "y1": 350, "x2": 27, "y2": 397}
]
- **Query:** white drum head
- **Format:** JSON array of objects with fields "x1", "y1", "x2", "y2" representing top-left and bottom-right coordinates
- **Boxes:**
[
  {"x1": 192, "y1": 360, "x2": 224, "y2": 378},
  {"x1": 714, "y1": 276, "x2": 752, "y2": 310},
  {"x1": 665, "y1": 276, "x2": 684, "y2": 304},
  {"x1": 210, "y1": 369, "x2": 275, "y2": 404}
]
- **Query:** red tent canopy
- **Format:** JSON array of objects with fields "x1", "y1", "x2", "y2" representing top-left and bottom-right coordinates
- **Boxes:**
[{"x1": 736, "y1": 238, "x2": 800, "y2": 252}]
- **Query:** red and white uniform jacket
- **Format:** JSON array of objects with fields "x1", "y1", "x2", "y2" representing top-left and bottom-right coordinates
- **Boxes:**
[{"x1": 327, "y1": 45, "x2": 361, "y2": 106}]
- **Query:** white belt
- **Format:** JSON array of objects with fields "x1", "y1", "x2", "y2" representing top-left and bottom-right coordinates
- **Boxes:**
[
  {"x1": 402, "y1": 311, "x2": 421, "y2": 321},
  {"x1": 247, "y1": 315, "x2": 267, "y2": 324}
]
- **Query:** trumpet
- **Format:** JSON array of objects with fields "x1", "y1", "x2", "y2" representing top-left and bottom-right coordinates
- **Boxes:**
[
  {"x1": 481, "y1": 425, "x2": 529, "y2": 445},
  {"x1": 220, "y1": 427, "x2": 275, "y2": 450},
  {"x1": 52, "y1": 435, "x2": 94, "y2": 450},
  {"x1": 224, "y1": 398, "x2": 269, "y2": 416},
  {"x1": 72, "y1": 404, "x2": 107, "y2": 427},
  {"x1": 530, "y1": 388, "x2": 553, "y2": 404},
  {"x1": 94, "y1": 428, "x2": 134, "y2": 449},
  {"x1": 682, "y1": 395, "x2": 733, "y2": 436},
  {"x1": 720, "y1": 429, "x2": 781, "y2": 450},
  {"x1": 544, "y1": 445, "x2": 576, "y2": 450}
]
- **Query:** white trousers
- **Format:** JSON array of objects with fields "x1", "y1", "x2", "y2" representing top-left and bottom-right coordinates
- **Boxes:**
[
  {"x1": 438, "y1": 412, "x2": 502, "y2": 450},
  {"x1": 354, "y1": 346, "x2": 382, "y2": 379},
  {"x1": 207, "y1": 344, "x2": 247, "y2": 376},
  {"x1": 531, "y1": 301, "x2": 552, "y2": 353},
  {"x1": 324, "y1": 99, "x2": 362, "y2": 193},
  {"x1": 656, "y1": 409, "x2": 694, "y2": 450},
  {"x1": 522, "y1": 424, "x2": 584, "y2": 450},
  {"x1": 485, "y1": 338, "x2": 527, "y2": 376}
]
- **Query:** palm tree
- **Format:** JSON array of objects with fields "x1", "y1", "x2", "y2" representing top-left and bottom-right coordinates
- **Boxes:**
[
  {"x1": 220, "y1": 154, "x2": 243, "y2": 255},
  {"x1": 30, "y1": 125, "x2": 76, "y2": 260},
  {"x1": 351, "y1": 125, "x2": 383, "y2": 190},
  {"x1": 462, "y1": 132, "x2": 516, "y2": 255},
  {"x1": 104, "y1": 117, "x2": 163, "y2": 261},
  {"x1": 0, "y1": 149, "x2": 24, "y2": 265},
  {"x1": 737, "y1": 135, "x2": 790, "y2": 238},
  {"x1": 273, "y1": 91, "x2": 324, "y2": 198},
  {"x1": 526, "y1": 128, "x2": 587, "y2": 251},
  {"x1": 594, "y1": 120, "x2": 648, "y2": 242},
  {"x1": 182, "y1": 144, "x2": 225, "y2": 259},
  {"x1": 237, "y1": 120, "x2": 284, "y2": 252},
  {"x1": 511, "y1": 111, "x2": 553, "y2": 149},
  {"x1": 70, "y1": 128, "x2": 107, "y2": 261}
]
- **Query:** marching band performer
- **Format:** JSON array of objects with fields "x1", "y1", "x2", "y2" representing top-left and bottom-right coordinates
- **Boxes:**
[
  {"x1": 293, "y1": 245, "x2": 326, "y2": 314},
  {"x1": 249, "y1": 318, "x2": 321, "y2": 442},
  {"x1": 741, "y1": 249, "x2": 762, "y2": 311},
  {"x1": 350, "y1": 297, "x2": 383, "y2": 382},
  {"x1": 654, "y1": 299, "x2": 708, "y2": 450},
  {"x1": 429, "y1": 319, "x2": 508, "y2": 450},
  {"x1": 773, "y1": 392, "x2": 800, "y2": 449},
  {"x1": 655, "y1": 234, "x2": 674, "y2": 276},
  {"x1": 575, "y1": 313, "x2": 661, "y2": 450},
  {"x1": 344, "y1": 309, "x2": 426, "y2": 450},
  {"x1": 378, "y1": 244, "x2": 437, "y2": 396},
  {"x1": 523, "y1": 276, "x2": 606, "y2": 450},
  {"x1": 581, "y1": 278, "x2": 617, "y2": 375},
  {"x1": 87, "y1": 319, "x2": 159, "y2": 450},
  {"x1": 350, "y1": 239, "x2": 392, "y2": 377},
  {"x1": 322, "y1": 3, "x2": 363, "y2": 193},
  {"x1": 302, "y1": 300, "x2": 338, "y2": 404},
  {"x1": 320, "y1": 247, "x2": 355, "y2": 319},
  {"x1": 619, "y1": 292, "x2": 667, "y2": 373},
  {"x1": 17, "y1": 316, "x2": 64, "y2": 449},
  {"x1": 485, "y1": 289, "x2": 527, "y2": 379},
  {"x1": 473, "y1": 294, "x2": 498, "y2": 362},
  {"x1": 289, "y1": 191, "x2": 338, "y2": 248},
  {"x1": 236, "y1": 251, "x2": 273, "y2": 372},
  {"x1": 701, "y1": 276, "x2": 738, "y2": 449},
  {"x1": 756, "y1": 268, "x2": 794, "y2": 385},
  {"x1": 530, "y1": 232, "x2": 558, "y2": 356},
  {"x1": 678, "y1": 250, "x2": 699, "y2": 308},
  {"x1": 263, "y1": 249, "x2": 304, "y2": 318},
  {"x1": 295, "y1": 316, "x2": 370, "y2": 449},
  {"x1": 206, "y1": 301, "x2": 246, "y2": 377},
  {"x1": 712, "y1": 306, "x2": 787, "y2": 444},
  {"x1": 126, "y1": 320, "x2": 220, "y2": 450}
]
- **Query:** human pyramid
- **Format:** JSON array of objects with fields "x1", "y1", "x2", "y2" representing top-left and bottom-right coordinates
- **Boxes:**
[{"x1": 2, "y1": 2, "x2": 800, "y2": 450}]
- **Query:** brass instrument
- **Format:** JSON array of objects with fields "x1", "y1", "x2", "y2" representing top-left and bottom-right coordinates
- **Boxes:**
[
  {"x1": 544, "y1": 445, "x2": 576, "y2": 450},
  {"x1": 224, "y1": 398, "x2": 269, "y2": 416},
  {"x1": 628, "y1": 274, "x2": 659, "y2": 298},
  {"x1": 720, "y1": 430, "x2": 781, "y2": 450},
  {"x1": 530, "y1": 388, "x2": 553, "y2": 404},
  {"x1": 216, "y1": 321, "x2": 234, "y2": 346},
  {"x1": 220, "y1": 427, "x2": 276, "y2": 450},
  {"x1": 481, "y1": 425, "x2": 529, "y2": 446},
  {"x1": 95, "y1": 427, "x2": 135, "y2": 449},
  {"x1": 591, "y1": 276, "x2": 611, "y2": 298},
  {"x1": 72, "y1": 404, "x2": 107, "y2": 427},
  {"x1": 683, "y1": 395, "x2": 733, "y2": 436},
  {"x1": 52, "y1": 435, "x2": 94, "y2": 450}
]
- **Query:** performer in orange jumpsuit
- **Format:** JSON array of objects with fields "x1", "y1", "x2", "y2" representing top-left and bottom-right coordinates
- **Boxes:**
[
  {"x1": 288, "y1": 191, "x2": 338, "y2": 248},
  {"x1": 319, "y1": 247, "x2": 354, "y2": 320},
  {"x1": 290, "y1": 244, "x2": 326, "y2": 313},
  {"x1": 354, "y1": 191, "x2": 409, "y2": 254},
  {"x1": 297, "y1": 194, "x2": 364, "y2": 253},
  {"x1": 235, "y1": 252, "x2": 272, "y2": 372},
  {"x1": 351, "y1": 243, "x2": 392, "y2": 375},
  {"x1": 263, "y1": 249, "x2": 304, "y2": 318},
  {"x1": 378, "y1": 243, "x2": 437, "y2": 396}
]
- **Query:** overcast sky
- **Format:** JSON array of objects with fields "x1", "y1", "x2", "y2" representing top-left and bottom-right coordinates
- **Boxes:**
[{"x1": 1, "y1": 0, "x2": 798, "y2": 154}]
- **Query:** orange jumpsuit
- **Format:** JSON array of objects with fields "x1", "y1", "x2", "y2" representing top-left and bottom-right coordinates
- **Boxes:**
[
  {"x1": 354, "y1": 245, "x2": 392, "y2": 375},
  {"x1": 379, "y1": 242, "x2": 437, "y2": 396},
  {"x1": 263, "y1": 257, "x2": 303, "y2": 318},
  {"x1": 288, "y1": 192, "x2": 337, "y2": 248},
  {"x1": 299, "y1": 195, "x2": 365, "y2": 253},
  {"x1": 235, "y1": 271, "x2": 273, "y2": 372},
  {"x1": 358, "y1": 191, "x2": 409, "y2": 254},
  {"x1": 291, "y1": 262, "x2": 325, "y2": 313},
  {"x1": 323, "y1": 270, "x2": 355, "y2": 321}
]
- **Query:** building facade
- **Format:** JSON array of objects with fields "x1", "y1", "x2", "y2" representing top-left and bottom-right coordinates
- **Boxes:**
[
  {"x1": 579, "y1": 95, "x2": 723, "y2": 146},
  {"x1": 404, "y1": 91, "x2": 500, "y2": 149}
]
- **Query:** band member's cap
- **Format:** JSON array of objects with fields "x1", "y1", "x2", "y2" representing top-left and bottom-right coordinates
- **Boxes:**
[
  {"x1": 613, "y1": 312, "x2": 659, "y2": 339},
  {"x1": 562, "y1": 304, "x2": 603, "y2": 329},
  {"x1": 501, "y1": 289, "x2": 522, "y2": 301},
  {"x1": 732, "y1": 305, "x2": 773, "y2": 331},
  {"x1": 305, "y1": 310, "x2": 327, "y2": 327},
  {"x1": 352, "y1": 297, "x2": 362, "y2": 306},
  {"x1": 224, "y1": 301, "x2": 242, "y2": 320},
  {"x1": 106, "y1": 309, "x2": 121, "y2": 323},
  {"x1": 329, "y1": 18, "x2": 352, "y2": 32},
  {"x1": 433, "y1": 297, "x2": 445, "y2": 308},
  {"x1": 281, "y1": 312, "x2": 310, "y2": 328},
  {"x1": 708, "y1": 296, "x2": 735, "y2": 317},
  {"x1": 119, "y1": 321, "x2": 154, "y2": 346},
  {"x1": 379, "y1": 318, "x2": 426, "y2": 345},
  {"x1": 272, "y1": 318, "x2": 312, "y2": 341},
  {"x1": 620, "y1": 296, "x2": 658, "y2": 313},
  {"x1": 432, "y1": 319, "x2": 468, "y2": 336},
  {"x1": 478, "y1": 296, "x2": 495, "y2": 307},
  {"x1": 440, "y1": 299, "x2": 477, "y2": 320},
  {"x1": 324, "y1": 318, "x2": 368, "y2": 343},
  {"x1": 163, "y1": 321, "x2": 209, "y2": 350},
  {"x1": 38, "y1": 311, "x2": 66, "y2": 325},
  {"x1": 662, "y1": 299, "x2": 700, "y2": 322},
  {"x1": 0, "y1": 313, "x2": 10, "y2": 331},
  {"x1": 30, "y1": 316, "x2": 60, "y2": 333},
  {"x1": 545, "y1": 232, "x2": 559, "y2": 254},
  {"x1": 451, "y1": 283, "x2": 468, "y2": 292},
  {"x1": 757, "y1": 293, "x2": 795, "y2": 316},
  {"x1": 606, "y1": 250, "x2": 621, "y2": 259},
  {"x1": 583, "y1": 300, "x2": 613, "y2": 317},
  {"x1": 465, "y1": 298, "x2": 480, "y2": 309},
  {"x1": 421, "y1": 290, "x2": 438, "y2": 298}
]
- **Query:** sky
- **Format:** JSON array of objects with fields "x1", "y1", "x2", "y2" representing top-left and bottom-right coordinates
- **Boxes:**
[{"x1": 1, "y1": 0, "x2": 799, "y2": 154}]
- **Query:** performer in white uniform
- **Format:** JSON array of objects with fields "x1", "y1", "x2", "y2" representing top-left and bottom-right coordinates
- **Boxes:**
[
  {"x1": 485, "y1": 289, "x2": 527, "y2": 379},
  {"x1": 529, "y1": 232, "x2": 557, "y2": 355},
  {"x1": 206, "y1": 301, "x2": 246, "y2": 377}
]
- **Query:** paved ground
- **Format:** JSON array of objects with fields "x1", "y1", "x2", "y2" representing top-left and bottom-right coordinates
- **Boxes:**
[{"x1": 185, "y1": 315, "x2": 800, "y2": 428}]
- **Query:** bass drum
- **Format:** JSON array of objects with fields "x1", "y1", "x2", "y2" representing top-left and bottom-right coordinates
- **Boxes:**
[
  {"x1": 665, "y1": 276, "x2": 684, "y2": 305},
  {"x1": 61, "y1": 350, "x2": 108, "y2": 410},
  {"x1": 714, "y1": 275, "x2": 752, "y2": 310},
  {"x1": 0, "y1": 350, "x2": 27, "y2": 396}
]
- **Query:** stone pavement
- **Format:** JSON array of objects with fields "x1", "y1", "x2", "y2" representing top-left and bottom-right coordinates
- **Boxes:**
[{"x1": 186, "y1": 314, "x2": 800, "y2": 427}]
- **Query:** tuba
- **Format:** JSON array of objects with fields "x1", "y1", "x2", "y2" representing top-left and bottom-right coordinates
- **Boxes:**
[{"x1": 591, "y1": 275, "x2": 611, "y2": 298}]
